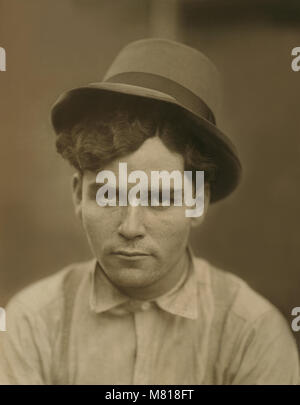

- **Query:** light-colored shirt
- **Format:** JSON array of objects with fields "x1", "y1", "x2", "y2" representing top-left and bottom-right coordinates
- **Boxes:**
[{"x1": 0, "y1": 250, "x2": 299, "y2": 385}]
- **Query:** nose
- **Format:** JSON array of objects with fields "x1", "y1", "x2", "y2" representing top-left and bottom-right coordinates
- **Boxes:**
[{"x1": 118, "y1": 206, "x2": 146, "y2": 240}]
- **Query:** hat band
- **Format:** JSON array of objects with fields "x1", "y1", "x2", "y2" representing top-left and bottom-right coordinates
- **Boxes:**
[{"x1": 105, "y1": 72, "x2": 216, "y2": 125}]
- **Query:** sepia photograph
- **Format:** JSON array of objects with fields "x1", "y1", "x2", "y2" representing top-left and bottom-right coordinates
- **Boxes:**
[{"x1": 0, "y1": 0, "x2": 300, "y2": 388}]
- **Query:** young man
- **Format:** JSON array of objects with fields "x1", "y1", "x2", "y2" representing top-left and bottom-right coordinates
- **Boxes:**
[{"x1": 0, "y1": 39, "x2": 299, "y2": 385}]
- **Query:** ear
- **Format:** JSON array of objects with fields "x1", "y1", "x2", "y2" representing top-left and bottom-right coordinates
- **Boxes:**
[
  {"x1": 190, "y1": 183, "x2": 210, "y2": 228},
  {"x1": 72, "y1": 172, "x2": 83, "y2": 221}
]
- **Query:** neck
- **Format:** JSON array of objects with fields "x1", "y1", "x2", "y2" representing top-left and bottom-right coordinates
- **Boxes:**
[{"x1": 117, "y1": 248, "x2": 190, "y2": 301}]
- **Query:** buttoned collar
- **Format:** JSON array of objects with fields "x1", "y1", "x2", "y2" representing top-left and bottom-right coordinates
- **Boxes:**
[{"x1": 89, "y1": 247, "x2": 202, "y2": 320}]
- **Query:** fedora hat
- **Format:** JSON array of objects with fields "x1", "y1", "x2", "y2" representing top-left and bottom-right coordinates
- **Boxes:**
[{"x1": 51, "y1": 38, "x2": 242, "y2": 203}]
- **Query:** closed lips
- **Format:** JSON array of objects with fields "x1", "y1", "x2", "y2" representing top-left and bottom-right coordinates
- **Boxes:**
[{"x1": 113, "y1": 250, "x2": 149, "y2": 256}]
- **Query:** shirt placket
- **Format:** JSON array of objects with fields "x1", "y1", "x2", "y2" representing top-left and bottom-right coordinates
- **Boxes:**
[{"x1": 132, "y1": 302, "x2": 153, "y2": 385}]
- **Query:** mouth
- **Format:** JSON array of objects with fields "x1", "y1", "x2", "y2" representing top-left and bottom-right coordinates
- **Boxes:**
[{"x1": 112, "y1": 250, "x2": 150, "y2": 257}]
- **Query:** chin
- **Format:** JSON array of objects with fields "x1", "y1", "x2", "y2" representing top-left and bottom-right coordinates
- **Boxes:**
[{"x1": 105, "y1": 265, "x2": 158, "y2": 289}]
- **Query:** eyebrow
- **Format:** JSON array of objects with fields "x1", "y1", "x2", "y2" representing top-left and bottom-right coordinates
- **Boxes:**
[{"x1": 89, "y1": 183, "x2": 179, "y2": 193}]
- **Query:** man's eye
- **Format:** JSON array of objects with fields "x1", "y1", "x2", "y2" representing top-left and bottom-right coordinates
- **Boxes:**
[
  {"x1": 149, "y1": 195, "x2": 159, "y2": 205},
  {"x1": 148, "y1": 192, "x2": 174, "y2": 207},
  {"x1": 95, "y1": 188, "x2": 117, "y2": 206}
]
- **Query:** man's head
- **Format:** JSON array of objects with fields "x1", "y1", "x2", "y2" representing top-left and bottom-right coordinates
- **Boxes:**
[
  {"x1": 51, "y1": 38, "x2": 242, "y2": 298},
  {"x1": 56, "y1": 95, "x2": 215, "y2": 298}
]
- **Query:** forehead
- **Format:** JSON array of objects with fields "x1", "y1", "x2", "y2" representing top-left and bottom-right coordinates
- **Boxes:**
[{"x1": 122, "y1": 136, "x2": 184, "y2": 172}]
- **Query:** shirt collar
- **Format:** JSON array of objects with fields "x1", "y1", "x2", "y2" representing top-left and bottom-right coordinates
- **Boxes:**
[
  {"x1": 155, "y1": 252, "x2": 198, "y2": 320},
  {"x1": 89, "y1": 246, "x2": 202, "y2": 320},
  {"x1": 89, "y1": 259, "x2": 129, "y2": 313}
]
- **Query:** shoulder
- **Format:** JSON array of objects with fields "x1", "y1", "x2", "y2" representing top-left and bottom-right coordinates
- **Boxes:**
[
  {"x1": 193, "y1": 256, "x2": 285, "y2": 325},
  {"x1": 5, "y1": 258, "x2": 95, "y2": 318},
  {"x1": 193, "y1": 256, "x2": 299, "y2": 384}
]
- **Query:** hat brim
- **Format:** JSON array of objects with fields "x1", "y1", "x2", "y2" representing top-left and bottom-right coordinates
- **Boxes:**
[{"x1": 51, "y1": 82, "x2": 242, "y2": 203}]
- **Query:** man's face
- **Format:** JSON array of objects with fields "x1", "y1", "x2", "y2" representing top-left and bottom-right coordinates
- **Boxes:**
[{"x1": 73, "y1": 136, "x2": 208, "y2": 298}]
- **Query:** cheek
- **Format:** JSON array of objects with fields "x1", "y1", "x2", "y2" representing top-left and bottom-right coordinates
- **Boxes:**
[
  {"x1": 81, "y1": 203, "x2": 119, "y2": 241},
  {"x1": 148, "y1": 208, "x2": 191, "y2": 247}
]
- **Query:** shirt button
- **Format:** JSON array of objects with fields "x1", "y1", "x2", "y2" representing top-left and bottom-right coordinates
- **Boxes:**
[{"x1": 141, "y1": 302, "x2": 151, "y2": 311}]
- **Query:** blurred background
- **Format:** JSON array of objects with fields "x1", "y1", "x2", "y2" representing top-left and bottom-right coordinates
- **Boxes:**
[{"x1": 0, "y1": 0, "x2": 300, "y2": 349}]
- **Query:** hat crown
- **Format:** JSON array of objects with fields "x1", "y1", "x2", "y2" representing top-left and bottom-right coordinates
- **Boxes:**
[{"x1": 103, "y1": 38, "x2": 221, "y2": 119}]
